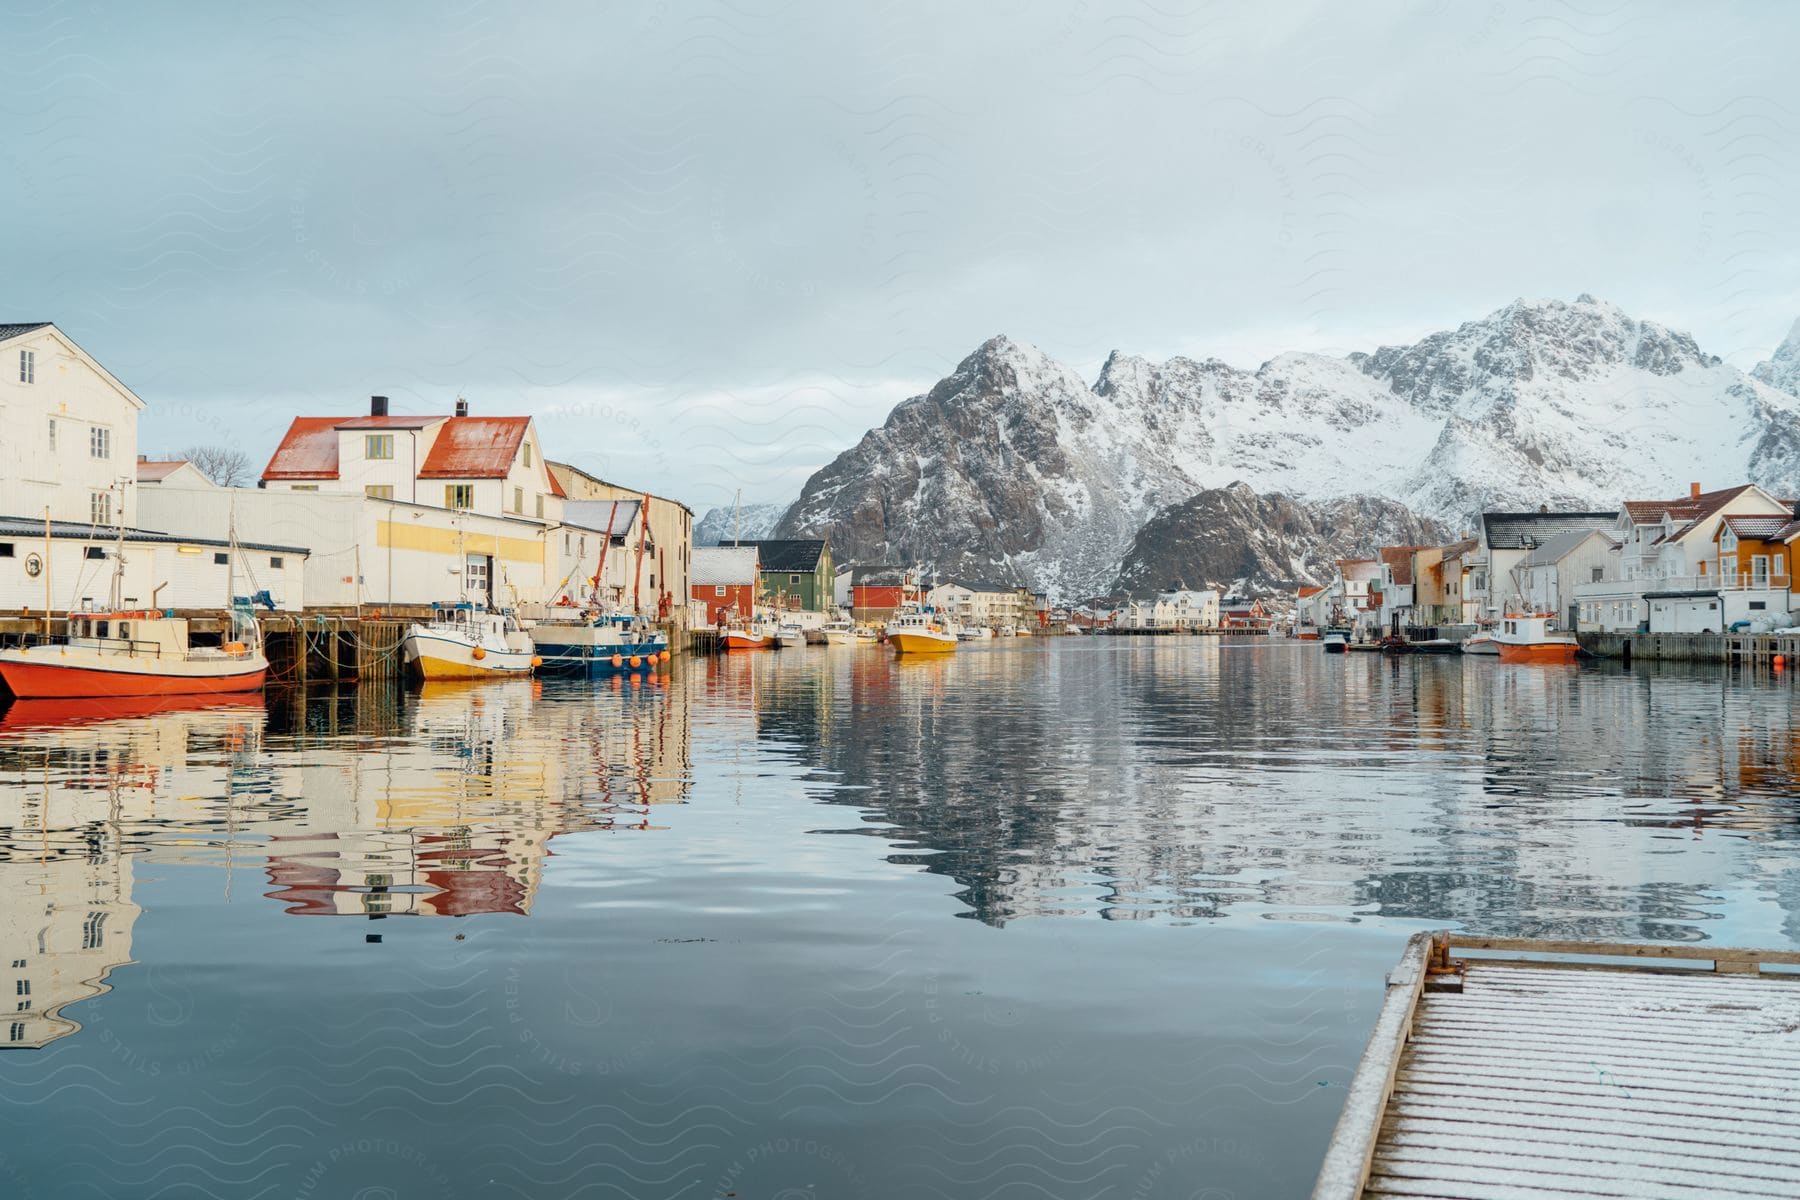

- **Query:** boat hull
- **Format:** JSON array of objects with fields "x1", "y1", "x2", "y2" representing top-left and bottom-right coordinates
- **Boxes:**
[
  {"x1": 403, "y1": 631, "x2": 535, "y2": 680},
  {"x1": 1497, "y1": 640, "x2": 1580, "y2": 664},
  {"x1": 723, "y1": 631, "x2": 772, "y2": 650},
  {"x1": 889, "y1": 631, "x2": 957, "y2": 655},
  {"x1": 0, "y1": 652, "x2": 267, "y2": 699},
  {"x1": 534, "y1": 641, "x2": 668, "y2": 677}
]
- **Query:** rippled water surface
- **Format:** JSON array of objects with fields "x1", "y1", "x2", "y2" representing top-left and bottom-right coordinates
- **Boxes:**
[{"x1": 3, "y1": 638, "x2": 1798, "y2": 1198}]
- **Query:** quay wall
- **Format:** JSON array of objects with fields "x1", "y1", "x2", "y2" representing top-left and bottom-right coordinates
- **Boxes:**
[{"x1": 1573, "y1": 631, "x2": 1800, "y2": 663}]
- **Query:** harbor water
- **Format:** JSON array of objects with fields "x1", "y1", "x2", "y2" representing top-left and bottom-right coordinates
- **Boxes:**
[{"x1": 2, "y1": 638, "x2": 1797, "y2": 1198}]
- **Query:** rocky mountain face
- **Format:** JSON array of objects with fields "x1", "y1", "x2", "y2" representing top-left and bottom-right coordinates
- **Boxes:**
[
  {"x1": 776, "y1": 296, "x2": 1800, "y2": 598},
  {"x1": 1112, "y1": 483, "x2": 1447, "y2": 596},
  {"x1": 694, "y1": 502, "x2": 787, "y2": 547},
  {"x1": 1754, "y1": 318, "x2": 1800, "y2": 397}
]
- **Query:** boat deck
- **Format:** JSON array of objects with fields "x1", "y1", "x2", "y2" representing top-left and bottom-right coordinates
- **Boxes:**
[{"x1": 1314, "y1": 932, "x2": 1800, "y2": 1200}]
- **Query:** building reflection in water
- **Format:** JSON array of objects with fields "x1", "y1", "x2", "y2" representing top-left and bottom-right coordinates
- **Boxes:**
[
  {"x1": 749, "y1": 643, "x2": 1800, "y2": 935},
  {"x1": 0, "y1": 678, "x2": 692, "y2": 1047}
]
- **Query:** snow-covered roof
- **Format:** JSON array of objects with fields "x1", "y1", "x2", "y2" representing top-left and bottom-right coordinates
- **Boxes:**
[
  {"x1": 563, "y1": 499, "x2": 641, "y2": 537},
  {"x1": 692, "y1": 545, "x2": 759, "y2": 585},
  {"x1": 1520, "y1": 527, "x2": 1609, "y2": 567}
]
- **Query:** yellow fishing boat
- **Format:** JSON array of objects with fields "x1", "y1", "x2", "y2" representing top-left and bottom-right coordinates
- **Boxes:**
[{"x1": 885, "y1": 606, "x2": 959, "y2": 655}]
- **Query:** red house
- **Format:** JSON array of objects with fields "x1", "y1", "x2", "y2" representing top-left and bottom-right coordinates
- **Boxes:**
[
  {"x1": 692, "y1": 546, "x2": 760, "y2": 624},
  {"x1": 850, "y1": 565, "x2": 910, "y2": 621}
]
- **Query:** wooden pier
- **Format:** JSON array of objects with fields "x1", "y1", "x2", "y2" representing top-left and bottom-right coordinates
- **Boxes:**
[{"x1": 1315, "y1": 931, "x2": 1800, "y2": 1199}]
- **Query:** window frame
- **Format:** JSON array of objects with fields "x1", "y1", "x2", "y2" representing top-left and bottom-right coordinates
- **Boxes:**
[
  {"x1": 365, "y1": 433, "x2": 395, "y2": 460},
  {"x1": 19, "y1": 348, "x2": 34, "y2": 383},
  {"x1": 365, "y1": 484, "x2": 393, "y2": 500},
  {"x1": 445, "y1": 484, "x2": 475, "y2": 510},
  {"x1": 89, "y1": 425, "x2": 111, "y2": 460}
]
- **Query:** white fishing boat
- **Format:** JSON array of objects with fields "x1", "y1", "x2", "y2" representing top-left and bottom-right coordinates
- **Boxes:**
[
  {"x1": 1460, "y1": 630, "x2": 1500, "y2": 656},
  {"x1": 820, "y1": 617, "x2": 856, "y2": 645},
  {"x1": 403, "y1": 603, "x2": 537, "y2": 680},
  {"x1": 774, "y1": 620, "x2": 813, "y2": 648}
]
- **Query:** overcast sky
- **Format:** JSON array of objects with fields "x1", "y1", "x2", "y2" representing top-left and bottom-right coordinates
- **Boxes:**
[{"x1": 6, "y1": 2, "x2": 1798, "y2": 511}]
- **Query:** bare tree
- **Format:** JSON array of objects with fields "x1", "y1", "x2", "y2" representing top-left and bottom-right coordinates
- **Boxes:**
[{"x1": 178, "y1": 444, "x2": 253, "y2": 487}]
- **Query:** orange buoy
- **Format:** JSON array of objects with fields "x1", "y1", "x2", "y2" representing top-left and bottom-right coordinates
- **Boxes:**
[
  {"x1": 629, "y1": 655, "x2": 642, "y2": 668},
  {"x1": 1775, "y1": 654, "x2": 1786, "y2": 669},
  {"x1": 610, "y1": 653, "x2": 623, "y2": 668},
  {"x1": 660, "y1": 650, "x2": 671, "y2": 662},
  {"x1": 472, "y1": 646, "x2": 486, "y2": 660},
  {"x1": 530, "y1": 655, "x2": 542, "y2": 668}
]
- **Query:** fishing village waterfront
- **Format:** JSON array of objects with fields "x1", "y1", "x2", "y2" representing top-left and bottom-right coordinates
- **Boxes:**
[
  {"x1": 13, "y1": 4, "x2": 1800, "y2": 1191},
  {"x1": 4, "y1": 321, "x2": 1800, "y2": 1196}
]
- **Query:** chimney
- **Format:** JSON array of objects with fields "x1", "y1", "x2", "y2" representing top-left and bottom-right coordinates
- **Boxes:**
[
  {"x1": 370, "y1": 395, "x2": 388, "y2": 417},
  {"x1": 1690, "y1": 481, "x2": 1701, "y2": 499},
  {"x1": 455, "y1": 397, "x2": 469, "y2": 418}
]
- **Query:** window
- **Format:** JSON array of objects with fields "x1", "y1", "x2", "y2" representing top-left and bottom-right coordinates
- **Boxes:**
[
  {"x1": 365, "y1": 434, "x2": 394, "y2": 460},
  {"x1": 8, "y1": 1023, "x2": 21, "y2": 1043},
  {"x1": 524, "y1": 444, "x2": 533, "y2": 467},
  {"x1": 1722, "y1": 555, "x2": 1737, "y2": 582},
  {"x1": 0, "y1": 544, "x2": 12, "y2": 559},
  {"x1": 90, "y1": 491, "x2": 112, "y2": 526},
  {"x1": 1721, "y1": 527, "x2": 1738, "y2": 552},
  {"x1": 578, "y1": 536, "x2": 586, "y2": 556},
  {"x1": 16, "y1": 980, "x2": 28, "y2": 996},
  {"x1": 291, "y1": 484, "x2": 319, "y2": 492},
  {"x1": 513, "y1": 486, "x2": 523, "y2": 513},
  {"x1": 563, "y1": 533, "x2": 570, "y2": 554},
  {"x1": 1751, "y1": 601, "x2": 1767, "y2": 611},
  {"x1": 790, "y1": 573, "x2": 802, "y2": 584},
  {"x1": 365, "y1": 485, "x2": 393, "y2": 500},
  {"x1": 270, "y1": 556, "x2": 284, "y2": 569},
  {"x1": 446, "y1": 484, "x2": 474, "y2": 509},
  {"x1": 84, "y1": 546, "x2": 105, "y2": 560},
  {"x1": 82, "y1": 911, "x2": 106, "y2": 950},
  {"x1": 1753, "y1": 555, "x2": 1770, "y2": 585},
  {"x1": 89, "y1": 425, "x2": 110, "y2": 459},
  {"x1": 19, "y1": 348, "x2": 34, "y2": 383},
  {"x1": 214, "y1": 552, "x2": 228, "y2": 565},
  {"x1": 46, "y1": 417, "x2": 55, "y2": 450},
  {"x1": 535, "y1": 494, "x2": 544, "y2": 519},
  {"x1": 715, "y1": 585, "x2": 726, "y2": 597}
]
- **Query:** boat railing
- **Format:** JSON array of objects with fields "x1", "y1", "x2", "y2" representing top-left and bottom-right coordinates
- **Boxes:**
[{"x1": 62, "y1": 635, "x2": 166, "y2": 658}]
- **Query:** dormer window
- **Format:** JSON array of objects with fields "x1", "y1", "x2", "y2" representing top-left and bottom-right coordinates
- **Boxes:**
[{"x1": 365, "y1": 434, "x2": 394, "y2": 460}]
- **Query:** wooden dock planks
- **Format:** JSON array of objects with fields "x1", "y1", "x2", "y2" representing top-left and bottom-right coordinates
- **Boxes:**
[{"x1": 1315, "y1": 933, "x2": 1800, "y2": 1200}]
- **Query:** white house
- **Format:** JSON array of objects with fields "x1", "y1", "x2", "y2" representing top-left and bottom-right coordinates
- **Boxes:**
[
  {"x1": 137, "y1": 457, "x2": 217, "y2": 488},
  {"x1": 0, "y1": 323, "x2": 141, "y2": 528},
  {"x1": 1518, "y1": 528, "x2": 1617, "y2": 625},
  {"x1": 262, "y1": 396, "x2": 563, "y2": 524},
  {"x1": 927, "y1": 579, "x2": 1031, "y2": 629},
  {"x1": 1574, "y1": 484, "x2": 1790, "y2": 633},
  {"x1": 0, "y1": 324, "x2": 307, "y2": 613},
  {"x1": 1474, "y1": 510, "x2": 1617, "y2": 618}
]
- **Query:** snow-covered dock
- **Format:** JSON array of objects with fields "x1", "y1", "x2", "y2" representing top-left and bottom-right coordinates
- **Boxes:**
[{"x1": 1314, "y1": 932, "x2": 1800, "y2": 1200}]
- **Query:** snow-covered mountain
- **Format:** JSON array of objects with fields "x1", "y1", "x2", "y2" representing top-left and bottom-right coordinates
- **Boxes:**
[
  {"x1": 1754, "y1": 318, "x2": 1800, "y2": 398},
  {"x1": 1113, "y1": 484, "x2": 1447, "y2": 597},
  {"x1": 776, "y1": 296, "x2": 1800, "y2": 597},
  {"x1": 694, "y1": 502, "x2": 787, "y2": 547}
]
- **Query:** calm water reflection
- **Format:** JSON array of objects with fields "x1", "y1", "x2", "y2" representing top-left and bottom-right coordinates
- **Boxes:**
[{"x1": 1, "y1": 639, "x2": 1796, "y2": 1198}]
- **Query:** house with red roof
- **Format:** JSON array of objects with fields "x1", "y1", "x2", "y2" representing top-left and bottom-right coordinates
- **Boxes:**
[
  {"x1": 136, "y1": 456, "x2": 216, "y2": 488},
  {"x1": 1573, "y1": 483, "x2": 1791, "y2": 633},
  {"x1": 262, "y1": 396, "x2": 562, "y2": 525}
]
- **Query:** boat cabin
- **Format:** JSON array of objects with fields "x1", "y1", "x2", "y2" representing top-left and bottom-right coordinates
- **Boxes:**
[{"x1": 67, "y1": 611, "x2": 194, "y2": 658}]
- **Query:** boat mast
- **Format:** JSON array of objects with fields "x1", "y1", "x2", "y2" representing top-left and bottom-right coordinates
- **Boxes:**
[
  {"x1": 41, "y1": 507, "x2": 51, "y2": 638},
  {"x1": 590, "y1": 498, "x2": 618, "y2": 608},
  {"x1": 109, "y1": 477, "x2": 126, "y2": 610},
  {"x1": 632, "y1": 494, "x2": 649, "y2": 616}
]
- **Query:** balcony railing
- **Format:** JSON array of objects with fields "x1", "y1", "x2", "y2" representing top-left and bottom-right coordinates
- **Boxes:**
[{"x1": 1575, "y1": 573, "x2": 1791, "y2": 596}]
